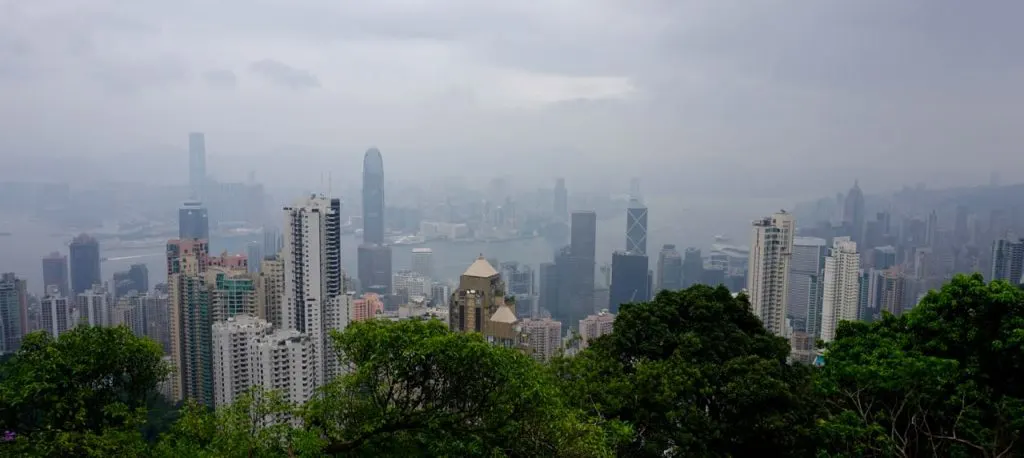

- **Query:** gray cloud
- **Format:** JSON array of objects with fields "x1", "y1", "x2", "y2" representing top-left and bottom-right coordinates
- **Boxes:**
[
  {"x1": 248, "y1": 59, "x2": 320, "y2": 90},
  {"x1": 203, "y1": 69, "x2": 238, "y2": 90}
]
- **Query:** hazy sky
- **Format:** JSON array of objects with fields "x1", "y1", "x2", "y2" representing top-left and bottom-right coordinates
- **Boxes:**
[{"x1": 2, "y1": 1, "x2": 1022, "y2": 196}]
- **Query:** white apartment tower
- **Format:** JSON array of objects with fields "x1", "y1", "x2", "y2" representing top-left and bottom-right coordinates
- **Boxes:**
[
  {"x1": 40, "y1": 286, "x2": 72, "y2": 338},
  {"x1": 77, "y1": 285, "x2": 111, "y2": 327},
  {"x1": 282, "y1": 195, "x2": 345, "y2": 388},
  {"x1": 746, "y1": 211, "x2": 795, "y2": 336},
  {"x1": 521, "y1": 318, "x2": 563, "y2": 361},
  {"x1": 252, "y1": 329, "x2": 316, "y2": 406},
  {"x1": 820, "y1": 237, "x2": 861, "y2": 343},
  {"x1": 212, "y1": 315, "x2": 273, "y2": 407}
]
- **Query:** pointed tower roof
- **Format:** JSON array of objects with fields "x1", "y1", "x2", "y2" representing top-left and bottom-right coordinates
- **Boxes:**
[
  {"x1": 489, "y1": 304, "x2": 517, "y2": 324},
  {"x1": 463, "y1": 254, "x2": 499, "y2": 278}
]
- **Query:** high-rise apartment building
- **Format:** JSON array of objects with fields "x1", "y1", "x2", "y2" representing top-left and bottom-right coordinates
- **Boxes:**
[
  {"x1": 991, "y1": 237, "x2": 1024, "y2": 284},
  {"x1": 411, "y1": 248, "x2": 434, "y2": 281},
  {"x1": 521, "y1": 318, "x2": 562, "y2": 361},
  {"x1": 167, "y1": 239, "x2": 210, "y2": 403},
  {"x1": 77, "y1": 284, "x2": 111, "y2": 327},
  {"x1": 41, "y1": 252, "x2": 70, "y2": 297},
  {"x1": 820, "y1": 237, "x2": 861, "y2": 343},
  {"x1": 189, "y1": 132, "x2": 207, "y2": 201},
  {"x1": 609, "y1": 251, "x2": 651, "y2": 313},
  {"x1": 579, "y1": 311, "x2": 615, "y2": 349},
  {"x1": 879, "y1": 268, "x2": 908, "y2": 316},
  {"x1": 110, "y1": 293, "x2": 148, "y2": 337},
  {"x1": 626, "y1": 198, "x2": 648, "y2": 256},
  {"x1": 69, "y1": 234, "x2": 101, "y2": 296},
  {"x1": 252, "y1": 329, "x2": 316, "y2": 406},
  {"x1": 788, "y1": 237, "x2": 827, "y2": 336},
  {"x1": 207, "y1": 268, "x2": 259, "y2": 322},
  {"x1": 40, "y1": 286, "x2": 72, "y2": 338},
  {"x1": 282, "y1": 194, "x2": 346, "y2": 389},
  {"x1": 392, "y1": 270, "x2": 430, "y2": 300},
  {"x1": 212, "y1": 315, "x2": 272, "y2": 407},
  {"x1": 746, "y1": 211, "x2": 795, "y2": 336},
  {"x1": 655, "y1": 244, "x2": 683, "y2": 293},
  {"x1": 179, "y1": 201, "x2": 210, "y2": 240},
  {"x1": 258, "y1": 256, "x2": 286, "y2": 328},
  {"x1": 0, "y1": 273, "x2": 28, "y2": 354}
]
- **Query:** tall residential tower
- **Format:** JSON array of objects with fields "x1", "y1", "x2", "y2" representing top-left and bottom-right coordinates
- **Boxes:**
[{"x1": 746, "y1": 211, "x2": 795, "y2": 336}]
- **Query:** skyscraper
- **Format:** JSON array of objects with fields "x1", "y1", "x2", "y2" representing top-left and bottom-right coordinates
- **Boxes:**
[
  {"x1": 179, "y1": 200, "x2": 210, "y2": 240},
  {"x1": 362, "y1": 147, "x2": 385, "y2": 245},
  {"x1": 411, "y1": 248, "x2": 434, "y2": 281},
  {"x1": 655, "y1": 244, "x2": 683, "y2": 293},
  {"x1": 252, "y1": 329, "x2": 317, "y2": 406},
  {"x1": 553, "y1": 178, "x2": 568, "y2": 221},
  {"x1": 448, "y1": 256, "x2": 508, "y2": 334},
  {"x1": 41, "y1": 252, "x2": 70, "y2": 297},
  {"x1": 357, "y1": 244, "x2": 393, "y2": 295},
  {"x1": 189, "y1": 132, "x2": 206, "y2": 201},
  {"x1": 282, "y1": 194, "x2": 346, "y2": 388},
  {"x1": 77, "y1": 284, "x2": 111, "y2": 327},
  {"x1": 747, "y1": 211, "x2": 795, "y2": 336},
  {"x1": 609, "y1": 251, "x2": 651, "y2": 313},
  {"x1": 69, "y1": 234, "x2": 101, "y2": 296},
  {"x1": 991, "y1": 237, "x2": 1024, "y2": 284},
  {"x1": 166, "y1": 239, "x2": 210, "y2": 403},
  {"x1": 843, "y1": 181, "x2": 865, "y2": 246},
  {"x1": 40, "y1": 286, "x2": 72, "y2": 339},
  {"x1": 565, "y1": 211, "x2": 597, "y2": 326},
  {"x1": 681, "y1": 248, "x2": 704, "y2": 288},
  {"x1": 626, "y1": 198, "x2": 648, "y2": 256},
  {"x1": 0, "y1": 273, "x2": 28, "y2": 354},
  {"x1": 820, "y1": 237, "x2": 861, "y2": 343},
  {"x1": 538, "y1": 262, "x2": 559, "y2": 317},
  {"x1": 788, "y1": 237, "x2": 827, "y2": 335}
]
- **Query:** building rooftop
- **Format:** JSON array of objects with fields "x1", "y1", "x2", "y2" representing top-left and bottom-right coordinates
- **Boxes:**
[
  {"x1": 463, "y1": 255, "x2": 499, "y2": 278},
  {"x1": 490, "y1": 305, "x2": 517, "y2": 324}
]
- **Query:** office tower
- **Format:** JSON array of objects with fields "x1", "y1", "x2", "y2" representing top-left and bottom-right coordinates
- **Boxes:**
[
  {"x1": 212, "y1": 315, "x2": 272, "y2": 407},
  {"x1": 954, "y1": 205, "x2": 970, "y2": 245},
  {"x1": 538, "y1": 262, "x2": 559, "y2": 317},
  {"x1": 430, "y1": 283, "x2": 451, "y2": 309},
  {"x1": 681, "y1": 248, "x2": 704, "y2": 288},
  {"x1": 411, "y1": 248, "x2": 434, "y2": 280},
  {"x1": 0, "y1": 273, "x2": 28, "y2": 354},
  {"x1": 609, "y1": 251, "x2": 651, "y2": 313},
  {"x1": 553, "y1": 178, "x2": 568, "y2": 221},
  {"x1": 880, "y1": 268, "x2": 908, "y2": 315},
  {"x1": 926, "y1": 210, "x2": 939, "y2": 248},
  {"x1": 788, "y1": 237, "x2": 827, "y2": 336},
  {"x1": 179, "y1": 201, "x2": 210, "y2": 240},
  {"x1": 571, "y1": 211, "x2": 597, "y2": 261},
  {"x1": 448, "y1": 256, "x2": 511, "y2": 335},
  {"x1": 166, "y1": 239, "x2": 211, "y2": 403},
  {"x1": 626, "y1": 198, "x2": 648, "y2": 255},
  {"x1": 245, "y1": 242, "x2": 262, "y2": 274},
  {"x1": 113, "y1": 263, "x2": 149, "y2": 298},
  {"x1": 282, "y1": 194, "x2": 346, "y2": 388},
  {"x1": 257, "y1": 256, "x2": 286, "y2": 328},
  {"x1": 655, "y1": 244, "x2": 683, "y2": 293},
  {"x1": 362, "y1": 147, "x2": 385, "y2": 244},
  {"x1": 500, "y1": 262, "x2": 535, "y2": 318},
  {"x1": 392, "y1": 270, "x2": 430, "y2": 300},
  {"x1": 77, "y1": 285, "x2": 111, "y2": 327},
  {"x1": 189, "y1": 132, "x2": 206, "y2": 200},
  {"x1": 990, "y1": 237, "x2": 1024, "y2": 284},
  {"x1": 820, "y1": 238, "x2": 861, "y2": 343},
  {"x1": 747, "y1": 211, "x2": 795, "y2": 336},
  {"x1": 579, "y1": 311, "x2": 615, "y2": 349},
  {"x1": 252, "y1": 329, "x2": 316, "y2": 406},
  {"x1": 357, "y1": 244, "x2": 393, "y2": 295},
  {"x1": 559, "y1": 211, "x2": 597, "y2": 327},
  {"x1": 41, "y1": 252, "x2": 70, "y2": 297},
  {"x1": 262, "y1": 226, "x2": 284, "y2": 258},
  {"x1": 843, "y1": 181, "x2": 865, "y2": 246},
  {"x1": 521, "y1": 318, "x2": 562, "y2": 361},
  {"x1": 40, "y1": 286, "x2": 72, "y2": 338},
  {"x1": 69, "y1": 234, "x2": 101, "y2": 296}
]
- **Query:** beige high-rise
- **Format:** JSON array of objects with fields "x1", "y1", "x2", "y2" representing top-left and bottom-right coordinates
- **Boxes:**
[
  {"x1": 258, "y1": 257, "x2": 285, "y2": 327},
  {"x1": 448, "y1": 256, "x2": 521, "y2": 348},
  {"x1": 746, "y1": 211, "x2": 795, "y2": 336},
  {"x1": 820, "y1": 237, "x2": 860, "y2": 343}
]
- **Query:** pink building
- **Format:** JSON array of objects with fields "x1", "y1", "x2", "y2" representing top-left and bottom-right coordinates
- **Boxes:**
[
  {"x1": 209, "y1": 251, "x2": 247, "y2": 270},
  {"x1": 351, "y1": 293, "x2": 384, "y2": 322}
]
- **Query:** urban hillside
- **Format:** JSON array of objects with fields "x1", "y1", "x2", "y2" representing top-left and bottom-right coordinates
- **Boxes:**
[{"x1": 0, "y1": 273, "x2": 1021, "y2": 457}]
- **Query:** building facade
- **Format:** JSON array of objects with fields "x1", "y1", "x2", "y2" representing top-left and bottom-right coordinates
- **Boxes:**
[
  {"x1": 746, "y1": 211, "x2": 795, "y2": 336},
  {"x1": 820, "y1": 237, "x2": 861, "y2": 343}
]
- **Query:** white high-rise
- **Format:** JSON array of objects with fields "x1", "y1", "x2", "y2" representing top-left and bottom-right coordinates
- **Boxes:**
[
  {"x1": 393, "y1": 270, "x2": 431, "y2": 298},
  {"x1": 252, "y1": 329, "x2": 316, "y2": 406},
  {"x1": 411, "y1": 248, "x2": 434, "y2": 281},
  {"x1": 40, "y1": 286, "x2": 72, "y2": 338},
  {"x1": 282, "y1": 195, "x2": 346, "y2": 388},
  {"x1": 212, "y1": 315, "x2": 272, "y2": 407},
  {"x1": 820, "y1": 237, "x2": 861, "y2": 343},
  {"x1": 77, "y1": 285, "x2": 111, "y2": 327},
  {"x1": 746, "y1": 211, "x2": 795, "y2": 336}
]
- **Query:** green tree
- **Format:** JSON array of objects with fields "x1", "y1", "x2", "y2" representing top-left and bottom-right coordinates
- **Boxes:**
[
  {"x1": 153, "y1": 388, "x2": 324, "y2": 457},
  {"x1": 818, "y1": 274, "x2": 1024, "y2": 457},
  {"x1": 553, "y1": 285, "x2": 818, "y2": 457},
  {"x1": 0, "y1": 325, "x2": 168, "y2": 456},
  {"x1": 308, "y1": 318, "x2": 617, "y2": 457}
]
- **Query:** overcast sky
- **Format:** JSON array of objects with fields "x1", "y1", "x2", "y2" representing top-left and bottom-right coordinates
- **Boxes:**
[{"x1": 1, "y1": 1, "x2": 1022, "y2": 197}]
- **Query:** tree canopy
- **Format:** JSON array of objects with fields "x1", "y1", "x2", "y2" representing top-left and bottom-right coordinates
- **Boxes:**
[{"x1": 1, "y1": 274, "x2": 1022, "y2": 457}]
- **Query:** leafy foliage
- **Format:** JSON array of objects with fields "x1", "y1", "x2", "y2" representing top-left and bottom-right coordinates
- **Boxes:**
[
  {"x1": 553, "y1": 285, "x2": 819, "y2": 457},
  {"x1": 818, "y1": 273, "x2": 1024, "y2": 457}
]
